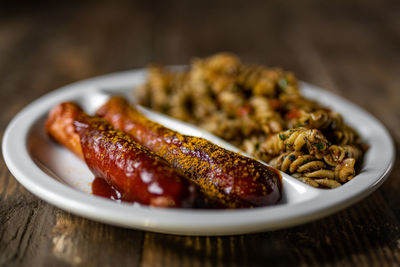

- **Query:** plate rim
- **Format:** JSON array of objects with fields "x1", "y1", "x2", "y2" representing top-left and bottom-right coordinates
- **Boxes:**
[{"x1": 2, "y1": 68, "x2": 395, "y2": 235}]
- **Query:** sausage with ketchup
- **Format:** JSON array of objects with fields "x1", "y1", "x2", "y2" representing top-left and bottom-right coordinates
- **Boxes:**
[
  {"x1": 46, "y1": 102, "x2": 204, "y2": 208},
  {"x1": 96, "y1": 96, "x2": 282, "y2": 208}
]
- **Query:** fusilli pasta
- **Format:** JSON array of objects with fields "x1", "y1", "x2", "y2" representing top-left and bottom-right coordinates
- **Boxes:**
[{"x1": 136, "y1": 53, "x2": 366, "y2": 188}]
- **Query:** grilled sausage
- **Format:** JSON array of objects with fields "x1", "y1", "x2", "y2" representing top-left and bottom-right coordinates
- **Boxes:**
[
  {"x1": 96, "y1": 96, "x2": 282, "y2": 208},
  {"x1": 46, "y1": 102, "x2": 202, "y2": 208}
]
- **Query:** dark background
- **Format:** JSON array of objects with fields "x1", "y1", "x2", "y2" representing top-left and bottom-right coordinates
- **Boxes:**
[{"x1": 1, "y1": 1, "x2": 400, "y2": 266}]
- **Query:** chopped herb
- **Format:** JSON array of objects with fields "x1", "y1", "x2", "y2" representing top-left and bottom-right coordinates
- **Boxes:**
[
  {"x1": 278, "y1": 77, "x2": 288, "y2": 90},
  {"x1": 315, "y1": 142, "x2": 324, "y2": 150},
  {"x1": 279, "y1": 134, "x2": 287, "y2": 140},
  {"x1": 296, "y1": 123, "x2": 304, "y2": 127},
  {"x1": 302, "y1": 159, "x2": 311, "y2": 164},
  {"x1": 289, "y1": 154, "x2": 296, "y2": 161},
  {"x1": 255, "y1": 143, "x2": 260, "y2": 150}
]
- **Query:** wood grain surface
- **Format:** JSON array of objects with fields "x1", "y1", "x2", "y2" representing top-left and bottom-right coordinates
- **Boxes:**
[{"x1": 1, "y1": 1, "x2": 400, "y2": 266}]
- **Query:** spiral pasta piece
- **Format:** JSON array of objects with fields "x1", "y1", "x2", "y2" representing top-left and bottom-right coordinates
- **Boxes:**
[
  {"x1": 296, "y1": 177, "x2": 320, "y2": 188},
  {"x1": 250, "y1": 96, "x2": 285, "y2": 134},
  {"x1": 237, "y1": 65, "x2": 282, "y2": 97},
  {"x1": 334, "y1": 158, "x2": 356, "y2": 183},
  {"x1": 313, "y1": 179, "x2": 341, "y2": 189},
  {"x1": 262, "y1": 128, "x2": 330, "y2": 158},
  {"x1": 323, "y1": 145, "x2": 362, "y2": 166},
  {"x1": 334, "y1": 125, "x2": 360, "y2": 146},
  {"x1": 305, "y1": 169, "x2": 335, "y2": 179},
  {"x1": 269, "y1": 152, "x2": 325, "y2": 174},
  {"x1": 290, "y1": 109, "x2": 344, "y2": 130}
]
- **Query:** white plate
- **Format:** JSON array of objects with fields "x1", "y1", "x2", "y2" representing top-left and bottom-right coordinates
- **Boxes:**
[{"x1": 2, "y1": 69, "x2": 395, "y2": 235}]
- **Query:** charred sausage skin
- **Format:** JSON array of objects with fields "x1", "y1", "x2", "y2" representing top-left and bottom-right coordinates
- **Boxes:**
[
  {"x1": 97, "y1": 96, "x2": 282, "y2": 208},
  {"x1": 46, "y1": 102, "x2": 199, "y2": 208}
]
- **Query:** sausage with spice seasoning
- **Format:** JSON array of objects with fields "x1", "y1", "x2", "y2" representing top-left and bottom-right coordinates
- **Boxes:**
[
  {"x1": 46, "y1": 102, "x2": 205, "y2": 208},
  {"x1": 97, "y1": 96, "x2": 282, "y2": 208}
]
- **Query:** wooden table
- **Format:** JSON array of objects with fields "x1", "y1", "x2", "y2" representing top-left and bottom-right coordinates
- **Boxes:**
[{"x1": 1, "y1": 1, "x2": 399, "y2": 266}]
